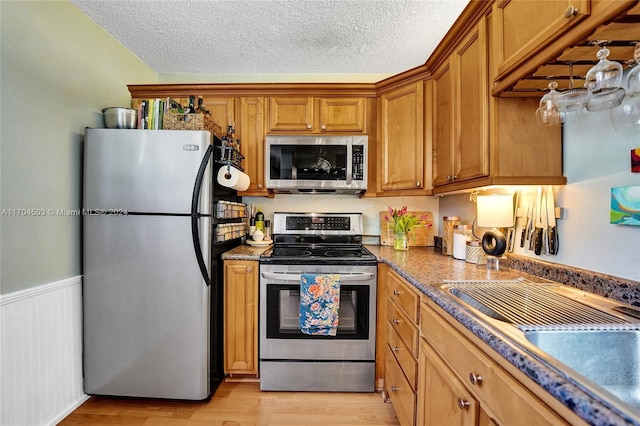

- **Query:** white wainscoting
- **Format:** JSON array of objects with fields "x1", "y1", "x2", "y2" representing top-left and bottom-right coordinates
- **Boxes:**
[{"x1": 1, "y1": 276, "x2": 88, "y2": 426}]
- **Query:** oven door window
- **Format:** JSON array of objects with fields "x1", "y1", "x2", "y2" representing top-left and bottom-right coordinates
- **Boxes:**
[{"x1": 266, "y1": 284, "x2": 369, "y2": 339}]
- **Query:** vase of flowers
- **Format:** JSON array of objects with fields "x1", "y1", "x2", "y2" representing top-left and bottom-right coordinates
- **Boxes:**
[{"x1": 385, "y1": 206, "x2": 431, "y2": 251}]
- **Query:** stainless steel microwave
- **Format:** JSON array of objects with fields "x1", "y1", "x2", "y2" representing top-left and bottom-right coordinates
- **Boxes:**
[{"x1": 265, "y1": 135, "x2": 368, "y2": 195}]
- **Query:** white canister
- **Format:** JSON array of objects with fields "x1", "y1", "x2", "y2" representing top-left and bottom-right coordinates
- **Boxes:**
[
  {"x1": 465, "y1": 240, "x2": 487, "y2": 265},
  {"x1": 452, "y1": 225, "x2": 472, "y2": 260}
]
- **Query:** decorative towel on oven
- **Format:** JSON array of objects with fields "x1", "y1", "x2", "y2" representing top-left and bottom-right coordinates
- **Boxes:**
[{"x1": 299, "y1": 274, "x2": 341, "y2": 336}]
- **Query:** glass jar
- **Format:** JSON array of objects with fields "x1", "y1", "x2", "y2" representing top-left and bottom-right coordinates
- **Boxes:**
[
  {"x1": 442, "y1": 216, "x2": 460, "y2": 256},
  {"x1": 453, "y1": 224, "x2": 472, "y2": 260}
]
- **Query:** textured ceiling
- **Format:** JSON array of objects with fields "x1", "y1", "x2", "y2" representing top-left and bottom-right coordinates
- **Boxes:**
[{"x1": 71, "y1": 0, "x2": 469, "y2": 76}]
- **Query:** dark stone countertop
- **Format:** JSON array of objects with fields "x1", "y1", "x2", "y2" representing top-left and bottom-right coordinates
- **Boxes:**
[{"x1": 222, "y1": 243, "x2": 640, "y2": 425}]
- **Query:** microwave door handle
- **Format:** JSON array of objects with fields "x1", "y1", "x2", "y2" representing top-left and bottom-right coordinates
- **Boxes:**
[
  {"x1": 346, "y1": 141, "x2": 353, "y2": 185},
  {"x1": 260, "y1": 272, "x2": 374, "y2": 282}
]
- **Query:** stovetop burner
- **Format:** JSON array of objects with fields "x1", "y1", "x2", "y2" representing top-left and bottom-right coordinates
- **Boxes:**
[
  {"x1": 260, "y1": 212, "x2": 377, "y2": 265},
  {"x1": 261, "y1": 244, "x2": 377, "y2": 265}
]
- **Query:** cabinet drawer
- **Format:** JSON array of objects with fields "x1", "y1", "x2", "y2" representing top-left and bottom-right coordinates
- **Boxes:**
[
  {"x1": 388, "y1": 297, "x2": 419, "y2": 357},
  {"x1": 387, "y1": 270, "x2": 419, "y2": 324},
  {"x1": 387, "y1": 323, "x2": 418, "y2": 390},
  {"x1": 421, "y1": 303, "x2": 568, "y2": 426},
  {"x1": 385, "y1": 346, "x2": 416, "y2": 426}
]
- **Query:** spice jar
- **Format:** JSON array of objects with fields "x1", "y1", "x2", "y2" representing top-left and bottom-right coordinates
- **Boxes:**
[
  {"x1": 442, "y1": 216, "x2": 460, "y2": 256},
  {"x1": 453, "y1": 224, "x2": 472, "y2": 260}
]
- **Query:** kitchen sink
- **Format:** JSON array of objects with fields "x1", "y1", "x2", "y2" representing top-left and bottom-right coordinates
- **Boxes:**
[
  {"x1": 442, "y1": 279, "x2": 640, "y2": 412},
  {"x1": 525, "y1": 330, "x2": 640, "y2": 408}
]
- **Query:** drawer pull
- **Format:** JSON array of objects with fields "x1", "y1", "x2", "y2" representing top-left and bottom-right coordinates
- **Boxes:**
[
  {"x1": 393, "y1": 290, "x2": 401, "y2": 296},
  {"x1": 469, "y1": 373, "x2": 483, "y2": 386},
  {"x1": 391, "y1": 386, "x2": 399, "y2": 392},
  {"x1": 392, "y1": 318, "x2": 401, "y2": 325},
  {"x1": 564, "y1": 5, "x2": 578, "y2": 18},
  {"x1": 392, "y1": 346, "x2": 400, "y2": 353},
  {"x1": 457, "y1": 398, "x2": 470, "y2": 409}
]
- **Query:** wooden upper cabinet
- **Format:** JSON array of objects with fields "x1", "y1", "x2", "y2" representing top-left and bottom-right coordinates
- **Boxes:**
[
  {"x1": 493, "y1": 0, "x2": 590, "y2": 81},
  {"x1": 201, "y1": 96, "x2": 235, "y2": 133},
  {"x1": 431, "y1": 62, "x2": 454, "y2": 188},
  {"x1": 237, "y1": 97, "x2": 270, "y2": 197},
  {"x1": 318, "y1": 97, "x2": 366, "y2": 132},
  {"x1": 268, "y1": 97, "x2": 314, "y2": 132},
  {"x1": 432, "y1": 19, "x2": 489, "y2": 189},
  {"x1": 378, "y1": 81, "x2": 426, "y2": 193},
  {"x1": 268, "y1": 96, "x2": 366, "y2": 133}
]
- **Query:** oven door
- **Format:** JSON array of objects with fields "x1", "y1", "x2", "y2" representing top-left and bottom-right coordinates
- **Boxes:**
[{"x1": 259, "y1": 264, "x2": 377, "y2": 361}]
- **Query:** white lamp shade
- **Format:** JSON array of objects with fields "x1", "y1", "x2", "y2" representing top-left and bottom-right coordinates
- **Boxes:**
[{"x1": 477, "y1": 195, "x2": 514, "y2": 228}]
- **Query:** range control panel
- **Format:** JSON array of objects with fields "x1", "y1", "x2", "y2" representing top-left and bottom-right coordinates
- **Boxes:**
[{"x1": 285, "y1": 215, "x2": 351, "y2": 231}]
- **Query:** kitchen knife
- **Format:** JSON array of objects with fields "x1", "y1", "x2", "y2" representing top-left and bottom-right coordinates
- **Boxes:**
[
  {"x1": 507, "y1": 190, "x2": 519, "y2": 252},
  {"x1": 520, "y1": 202, "x2": 531, "y2": 248},
  {"x1": 533, "y1": 186, "x2": 544, "y2": 255},
  {"x1": 546, "y1": 185, "x2": 559, "y2": 255}
]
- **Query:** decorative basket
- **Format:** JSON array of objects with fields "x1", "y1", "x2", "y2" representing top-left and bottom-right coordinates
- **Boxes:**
[
  {"x1": 163, "y1": 112, "x2": 204, "y2": 130},
  {"x1": 163, "y1": 112, "x2": 224, "y2": 138}
]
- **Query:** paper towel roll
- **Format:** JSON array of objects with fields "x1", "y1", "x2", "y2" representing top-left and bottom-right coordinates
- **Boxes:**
[{"x1": 217, "y1": 166, "x2": 250, "y2": 191}]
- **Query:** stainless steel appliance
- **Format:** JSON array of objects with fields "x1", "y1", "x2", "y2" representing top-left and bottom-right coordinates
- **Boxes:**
[
  {"x1": 259, "y1": 212, "x2": 377, "y2": 392},
  {"x1": 83, "y1": 129, "x2": 245, "y2": 400},
  {"x1": 265, "y1": 135, "x2": 368, "y2": 194}
]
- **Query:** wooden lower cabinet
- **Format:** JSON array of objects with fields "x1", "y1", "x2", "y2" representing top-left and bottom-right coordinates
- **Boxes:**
[
  {"x1": 417, "y1": 300, "x2": 582, "y2": 426},
  {"x1": 223, "y1": 260, "x2": 258, "y2": 377},
  {"x1": 383, "y1": 267, "x2": 422, "y2": 426}
]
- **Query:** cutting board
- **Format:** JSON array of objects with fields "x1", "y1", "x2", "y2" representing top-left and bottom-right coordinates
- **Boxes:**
[{"x1": 379, "y1": 211, "x2": 434, "y2": 246}]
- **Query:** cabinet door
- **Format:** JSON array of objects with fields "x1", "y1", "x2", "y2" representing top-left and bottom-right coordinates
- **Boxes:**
[
  {"x1": 418, "y1": 341, "x2": 479, "y2": 426},
  {"x1": 430, "y1": 61, "x2": 454, "y2": 187},
  {"x1": 224, "y1": 260, "x2": 258, "y2": 376},
  {"x1": 453, "y1": 18, "x2": 489, "y2": 183},
  {"x1": 202, "y1": 96, "x2": 235, "y2": 133},
  {"x1": 494, "y1": 0, "x2": 590, "y2": 80},
  {"x1": 237, "y1": 97, "x2": 270, "y2": 197},
  {"x1": 318, "y1": 97, "x2": 366, "y2": 132},
  {"x1": 379, "y1": 81, "x2": 425, "y2": 191},
  {"x1": 268, "y1": 97, "x2": 314, "y2": 132}
]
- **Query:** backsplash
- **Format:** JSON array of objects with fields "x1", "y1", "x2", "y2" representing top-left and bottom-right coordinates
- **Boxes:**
[{"x1": 509, "y1": 254, "x2": 640, "y2": 307}]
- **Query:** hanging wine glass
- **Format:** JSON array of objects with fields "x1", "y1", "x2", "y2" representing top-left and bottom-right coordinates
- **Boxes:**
[
  {"x1": 535, "y1": 81, "x2": 562, "y2": 126},
  {"x1": 626, "y1": 42, "x2": 640, "y2": 97},
  {"x1": 555, "y1": 62, "x2": 590, "y2": 112},
  {"x1": 611, "y1": 42, "x2": 640, "y2": 130},
  {"x1": 585, "y1": 44, "x2": 626, "y2": 111}
]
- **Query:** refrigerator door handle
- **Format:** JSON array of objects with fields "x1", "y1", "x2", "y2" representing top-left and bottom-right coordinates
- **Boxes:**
[{"x1": 191, "y1": 144, "x2": 213, "y2": 286}]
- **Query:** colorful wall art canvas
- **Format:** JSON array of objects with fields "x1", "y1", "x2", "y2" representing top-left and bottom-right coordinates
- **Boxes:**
[
  {"x1": 611, "y1": 186, "x2": 640, "y2": 226},
  {"x1": 632, "y1": 148, "x2": 640, "y2": 173}
]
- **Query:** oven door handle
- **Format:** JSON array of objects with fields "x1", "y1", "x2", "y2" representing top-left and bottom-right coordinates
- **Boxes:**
[{"x1": 260, "y1": 272, "x2": 375, "y2": 282}]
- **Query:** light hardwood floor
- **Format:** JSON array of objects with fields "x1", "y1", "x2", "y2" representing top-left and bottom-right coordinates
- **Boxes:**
[{"x1": 59, "y1": 382, "x2": 400, "y2": 425}]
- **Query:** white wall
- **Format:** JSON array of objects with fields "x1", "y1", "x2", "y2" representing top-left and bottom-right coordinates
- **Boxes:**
[
  {"x1": 242, "y1": 194, "x2": 439, "y2": 237},
  {"x1": 0, "y1": 0, "x2": 157, "y2": 294}
]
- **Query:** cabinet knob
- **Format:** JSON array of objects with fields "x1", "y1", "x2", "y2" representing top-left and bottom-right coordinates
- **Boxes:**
[
  {"x1": 391, "y1": 386, "x2": 399, "y2": 392},
  {"x1": 452, "y1": 175, "x2": 457, "y2": 181},
  {"x1": 392, "y1": 318, "x2": 400, "y2": 325},
  {"x1": 446, "y1": 175, "x2": 451, "y2": 182},
  {"x1": 416, "y1": 181, "x2": 421, "y2": 187},
  {"x1": 392, "y1": 346, "x2": 400, "y2": 353},
  {"x1": 307, "y1": 124, "x2": 312, "y2": 129},
  {"x1": 457, "y1": 398, "x2": 470, "y2": 410},
  {"x1": 246, "y1": 267, "x2": 253, "y2": 272},
  {"x1": 257, "y1": 183, "x2": 263, "y2": 189},
  {"x1": 469, "y1": 373, "x2": 483, "y2": 386},
  {"x1": 564, "y1": 5, "x2": 578, "y2": 18},
  {"x1": 321, "y1": 124, "x2": 326, "y2": 130},
  {"x1": 393, "y1": 290, "x2": 401, "y2": 296}
]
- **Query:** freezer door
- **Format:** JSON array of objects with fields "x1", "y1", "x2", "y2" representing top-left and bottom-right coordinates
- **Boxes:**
[
  {"x1": 83, "y1": 214, "x2": 211, "y2": 400},
  {"x1": 83, "y1": 129, "x2": 211, "y2": 214}
]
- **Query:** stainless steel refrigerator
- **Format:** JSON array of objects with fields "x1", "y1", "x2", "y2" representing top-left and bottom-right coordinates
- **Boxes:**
[{"x1": 82, "y1": 128, "x2": 241, "y2": 400}]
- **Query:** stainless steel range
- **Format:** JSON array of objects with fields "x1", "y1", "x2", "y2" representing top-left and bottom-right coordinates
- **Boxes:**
[{"x1": 259, "y1": 212, "x2": 377, "y2": 392}]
